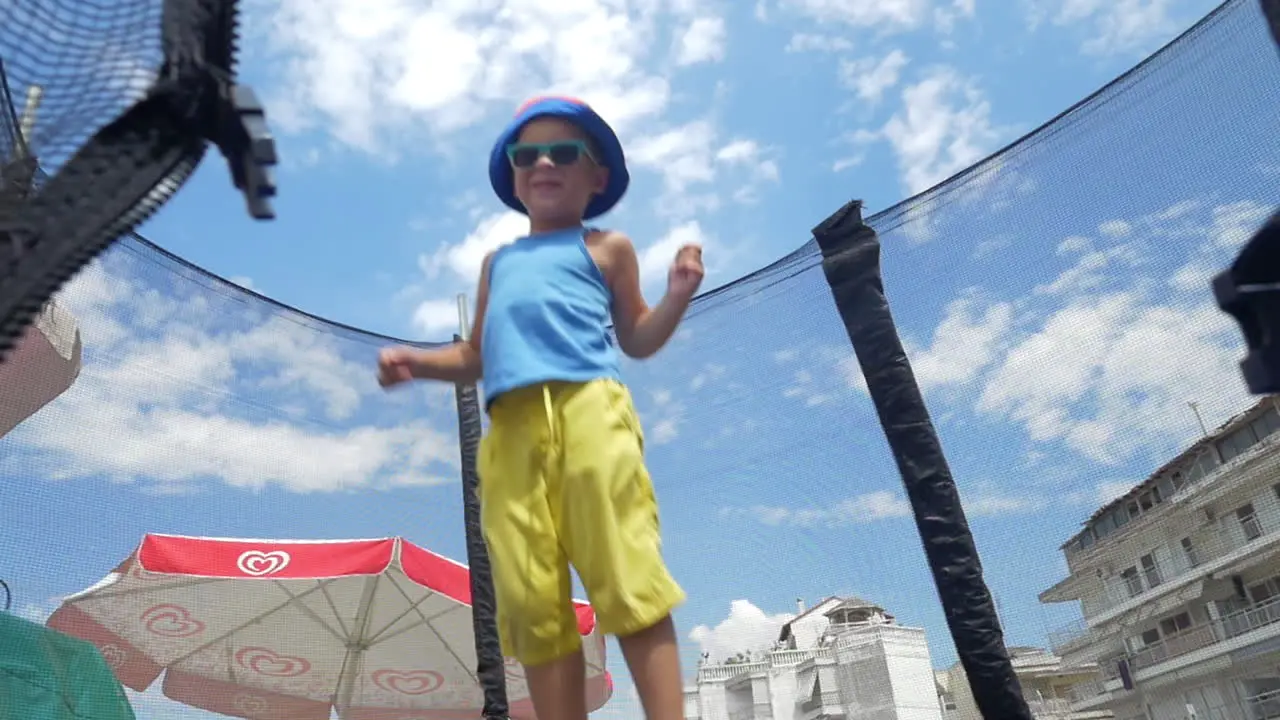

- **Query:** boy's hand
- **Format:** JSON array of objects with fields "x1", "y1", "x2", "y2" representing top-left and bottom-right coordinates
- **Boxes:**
[
  {"x1": 667, "y1": 244, "x2": 704, "y2": 301},
  {"x1": 377, "y1": 347, "x2": 417, "y2": 388}
]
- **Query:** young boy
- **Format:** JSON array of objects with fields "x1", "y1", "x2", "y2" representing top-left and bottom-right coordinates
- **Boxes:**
[{"x1": 377, "y1": 96, "x2": 701, "y2": 720}]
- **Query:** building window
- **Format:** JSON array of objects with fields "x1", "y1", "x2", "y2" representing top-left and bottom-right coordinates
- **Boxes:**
[
  {"x1": 1140, "y1": 553, "x2": 1162, "y2": 589},
  {"x1": 1186, "y1": 451, "x2": 1220, "y2": 484},
  {"x1": 1113, "y1": 507, "x2": 1130, "y2": 530},
  {"x1": 1219, "y1": 425, "x2": 1258, "y2": 462},
  {"x1": 1237, "y1": 503, "x2": 1263, "y2": 542},
  {"x1": 1181, "y1": 537, "x2": 1198, "y2": 568},
  {"x1": 1121, "y1": 566, "x2": 1143, "y2": 598},
  {"x1": 1159, "y1": 612, "x2": 1192, "y2": 637},
  {"x1": 1135, "y1": 627, "x2": 1160, "y2": 649},
  {"x1": 1252, "y1": 407, "x2": 1280, "y2": 439},
  {"x1": 1248, "y1": 578, "x2": 1280, "y2": 606}
]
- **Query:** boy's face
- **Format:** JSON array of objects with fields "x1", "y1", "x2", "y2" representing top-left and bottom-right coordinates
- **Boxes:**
[{"x1": 511, "y1": 117, "x2": 609, "y2": 223}]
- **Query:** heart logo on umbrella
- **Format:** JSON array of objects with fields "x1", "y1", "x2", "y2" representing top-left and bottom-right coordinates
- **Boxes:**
[
  {"x1": 235, "y1": 647, "x2": 311, "y2": 677},
  {"x1": 100, "y1": 644, "x2": 127, "y2": 668},
  {"x1": 236, "y1": 550, "x2": 291, "y2": 576},
  {"x1": 372, "y1": 669, "x2": 444, "y2": 696},
  {"x1": 141, "y1": 604, "x2": 205, "y2": 637},
  {"x1": 233, "y1": 694, "x2": 270, "y2": 714}
]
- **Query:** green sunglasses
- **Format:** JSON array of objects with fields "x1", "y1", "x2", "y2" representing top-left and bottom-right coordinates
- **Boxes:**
[{"x1": 506, "y1": 140, "x2": 598, "y2": 169}]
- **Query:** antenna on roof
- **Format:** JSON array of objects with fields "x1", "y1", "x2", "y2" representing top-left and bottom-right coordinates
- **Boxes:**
[{"x1": 1188, "y1": 401, "x2": 1209, "y2": 438}]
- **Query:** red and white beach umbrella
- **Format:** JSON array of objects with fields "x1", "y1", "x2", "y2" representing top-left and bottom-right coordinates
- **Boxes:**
[
  {"x1": 46, "y1": 534, "x2": 613, "y2": 720},
  {"x1": 0, "y1": 300, "x2": 82, "y2": 439}
]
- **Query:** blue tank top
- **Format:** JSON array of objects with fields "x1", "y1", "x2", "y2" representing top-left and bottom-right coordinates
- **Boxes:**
[{"x1": 480, "y1": 227, "x2": 621, "y2": 406}]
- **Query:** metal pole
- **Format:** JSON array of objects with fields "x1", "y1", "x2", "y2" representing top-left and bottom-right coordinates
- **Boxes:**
[
  {"x1": 1188, "y1": 401, "x2": 1209, "y2": 437},
  {"x1": 454, "y1": 292, "x2": 508, "y2": 720},
  {"x1": 457, "y1": 293, "x2": 470, "y2": 340},
  {"x1": 17, "y1": 85, "x2": 42, "y2": 157}
]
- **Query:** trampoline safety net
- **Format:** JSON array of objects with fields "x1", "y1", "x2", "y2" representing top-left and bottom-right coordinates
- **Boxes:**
[{"x1": 1, "y1": 1, "x2": 1279, "y2": 720}]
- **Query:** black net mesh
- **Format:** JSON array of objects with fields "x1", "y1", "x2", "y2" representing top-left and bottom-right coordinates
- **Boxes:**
[
  {"x1": 1, "y1": 0, "x2": 1279, "y2": 719},
  {"x1": 0, "y1": 1, "x2": 161, "y2": 176},
  {"x1": 0, "y1": 0, "x2": 273, "y2": 369}
]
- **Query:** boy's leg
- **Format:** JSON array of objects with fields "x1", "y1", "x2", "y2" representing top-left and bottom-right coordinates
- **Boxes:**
[
  {"x1": 617, "y1": 615, "x2": 684, "y2": 720},
  {"x1": 554, "y1": 379, "x2": 687, "y2": 720},
  {"x1": 479, "y1": 386, "x2": 591, "y2": 720},
  {"x1": 522, "y1": 648, "x2": 588, "y2": 720}
]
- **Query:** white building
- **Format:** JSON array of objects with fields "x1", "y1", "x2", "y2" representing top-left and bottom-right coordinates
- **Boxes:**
[
  {"x1": 0, "y1": 299, "x2": 81, "y2": 438},
  {"x1": 685, "y1": 596, "x2": 943, "y2": 720},
  {"x1": 935, "y1": 645, "x2": 1110, "y2": 720},
  {"x1": 1040, "y1": 397, "x2": 1280, "y2": 720}
]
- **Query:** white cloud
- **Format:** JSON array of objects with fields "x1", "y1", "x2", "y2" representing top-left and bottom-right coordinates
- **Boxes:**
[
  {"x1": 720, "y1": 490, "x2": 911, "y2": 527},
  {"x1": 973, "y1": 198, "x2": 1266, "y2": 465},
  {"x1": 639, "y1": 221, "x2": 713, "y2": 290},
  {"x1": 421, "y1": 210, "x2": 527, "y2": 283},
  {"x1": 876, "y1": 66, "x2": 1004, "y2": 196},
  {"x1": 776, "y1": 197, "x2": 1266, "y2": 483},
  {"x1": 413, "y1": 298, "x2": 465, "y2": 338},
  {"x1": 6, "y1": 252, "x2": 460, "y2": 494},
  {"x1": 839, "y1": 49, "x2": 910, "y2": 104},
  {"x1": 776, "y1": 0, "x2": 933, "y2": 31},
  {"x1": 248, "y1": 0, "x2": 748, "y2": 169},
  {"x1": 935, "y1": 0, "x2": 976, "y2": 33},
  {"x1": 227, "y1": 275, "x2": 258, "y2": 292},
  {"x1": 628, "y1": 120, "x2": 745, "y2": 217},
  {"x1": 251, "y1": 0, "x2": 678, "y2": 154},
  {"x1": 411, "y1": 210, "x2": 528, "y2": 337},
  {"x1": 1029, "y1": 0, "x2": 1183, "y2": 56},
  {"x1": 775, "y1": 0, "x2": 973, "y2": 34},
  {"x1": 675, "y1": 16, "x2": 728, "y2": 66},
  {"x1": 784, "y1": 33, "x2": 853, "y2": 52},
  {"x1": 721, "y1": 485, "x2": 1056, "y2": 528},
  {"x1": 689, "y1": 600, "x2": 795, "y2": 663},
  {"x1": 638, "y1": 388, "x2": 684, "y2": 446},
  {"x1": 905, "y1": 292, "x2": 1015, "y2": 393}
]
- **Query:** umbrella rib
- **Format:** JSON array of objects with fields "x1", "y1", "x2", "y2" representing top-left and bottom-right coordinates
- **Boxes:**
[
  {"x1": 269, "y1": 579, "x2": 349, "y2": 644},
  {"x1": 367, "y1": 574, "x2": 478, "y2": 685},
  {"x1": 362, "y1": 573, "x2": 456, "y2": 646},
  {"x1": 334, "y1": 575, "x2": 381, "y2": 711},
  {"x1": 71, "y1": 576, "x2": 223, "y2": 601},
  {"x1": 315, "y1": 579, "x2": 354, "y2": 640},
  {"x1": 161, "y1": 579, "x2": 339, "y2": 669}
]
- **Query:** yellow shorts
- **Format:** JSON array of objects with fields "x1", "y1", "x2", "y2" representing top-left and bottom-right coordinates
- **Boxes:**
[{"x1": 477, "y1": 378, "x2": 686, "y2": 666}]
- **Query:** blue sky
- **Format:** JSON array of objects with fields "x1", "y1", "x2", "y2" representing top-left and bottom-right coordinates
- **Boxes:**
[{"x1": 5, "y1": 0, "x2": 1280, "y2": 718}]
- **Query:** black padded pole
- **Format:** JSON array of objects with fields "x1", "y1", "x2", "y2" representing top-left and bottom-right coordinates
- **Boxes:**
[
  {"x1": 811, "y1": 201, "x2": 1031, "y2": 720},
  {"x1": 454, "y1": 333, "x2": 509, "y2": 720},
  {"x1": 1264, "y1": 0, "x2": 1279, "y2": 50}
]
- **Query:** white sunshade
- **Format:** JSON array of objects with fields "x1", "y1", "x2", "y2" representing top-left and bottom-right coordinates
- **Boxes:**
[{"x1": 0, "y1": 300, "x2": 82, "y2": 439}]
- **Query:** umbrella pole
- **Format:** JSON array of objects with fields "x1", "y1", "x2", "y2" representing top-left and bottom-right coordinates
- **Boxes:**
[
  {"x1": 18, "y1": 84, "x2": 43, "y2": 156},
  {"x1": 335, "y1": 575, "x2": 381, "y2": 712},
  {"x1": 456, "y1": 293, "x2": 510, "y2": 720}
]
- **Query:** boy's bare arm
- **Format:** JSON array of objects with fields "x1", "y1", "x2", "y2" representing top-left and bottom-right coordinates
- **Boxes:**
[
  {"x1": 606, "y1": 232, "x2": 695, "y2": 359},
  {"x1": 407, "y1": 252, "x2": 494, "y2": 384}
]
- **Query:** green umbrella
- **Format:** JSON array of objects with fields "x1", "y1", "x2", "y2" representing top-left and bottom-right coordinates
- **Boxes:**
[{"x1": 0, "y1": 610, "x2": 136, "y2": 720}]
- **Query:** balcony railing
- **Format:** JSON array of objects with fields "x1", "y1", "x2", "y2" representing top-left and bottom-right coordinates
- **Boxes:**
[
  {"x1": 1025, "y1": 698, "x2": 1073, "y2": 717},
  {"x1": 1067, "y1": 600, "x2": 1280, "y2": 708},
  {"x1": 1128, "y1": 597, "x2": 1280, "y2": 672},
  {"x1": 1248, "y1": 688, "x2": 1280, "y2": 720},
  {"x1": 1064, "y1": 677, "x2": 1108, "y2": 704},
  {"x1": 1047, "y1": 617, "x2": 1091, "y2": 655},
  {"x1": 1085, "y1": 519, "x2": 1280, "y2": 621},
  {"x1": 698, "y1": 646, "x2": 837, "y2": 681}
]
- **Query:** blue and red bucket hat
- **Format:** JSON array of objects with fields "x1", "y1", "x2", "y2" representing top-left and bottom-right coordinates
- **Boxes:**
[{"x1": 488, "y1": 96, "x2": 630, "y2": 220}]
